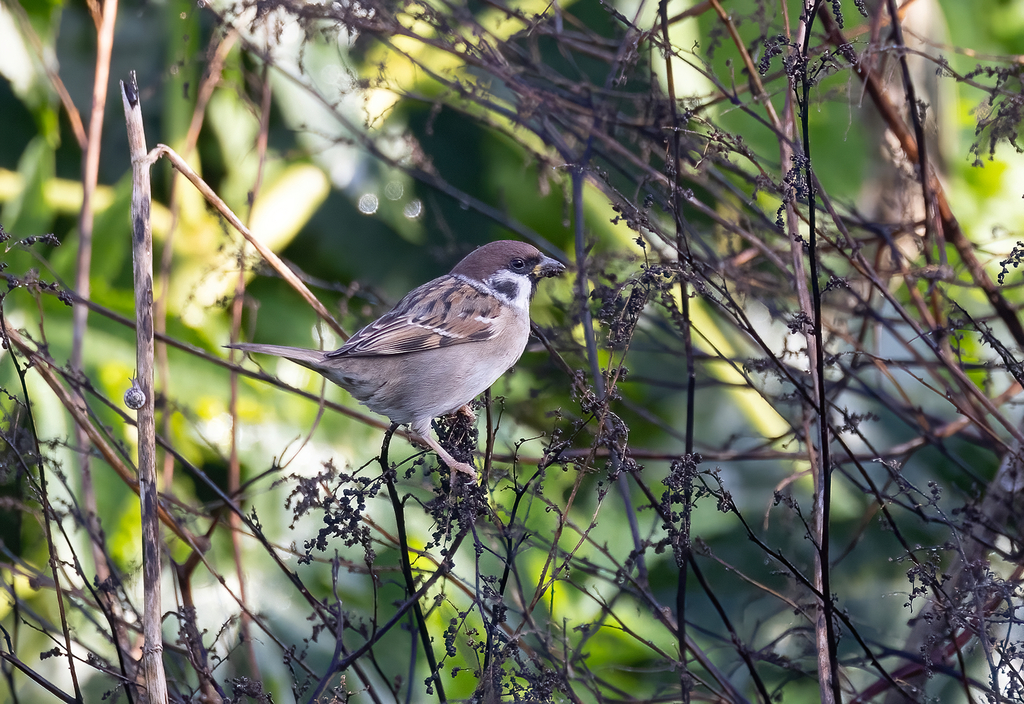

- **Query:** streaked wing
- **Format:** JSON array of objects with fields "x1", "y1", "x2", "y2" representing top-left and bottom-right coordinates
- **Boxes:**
[{"x1": 327, "y1": 275, "x2": 500, "y2": 357}]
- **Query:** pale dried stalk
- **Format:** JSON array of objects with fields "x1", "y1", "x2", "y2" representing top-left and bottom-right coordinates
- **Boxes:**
[
  {"x1": 71, "y1": 0, "x2": 118, "y2": 391},
  {"x1": 121, "y1": 73, "x2": 169, "y2": 704},
  {"x1": 2, "y1": 0, "x2": 86, "y2": 148},
  {"x1": 147, "y1": 144, "x2": 347, "y2": 340},
  {"x1": 156, "y1": 29, "x2": 238, "y2": 490},
  {"x1": 791, "y1": 4, "x2": 835, "y2": 700},
  {"x1": 708, "y1": 0, "x2": 837, "y2": 695},
  {"x1": 227, "y1": 59, "x2": 274, "y2": 682},
  {"x1": 68, "y1": 0, "x2": 128, "y2": 681}
]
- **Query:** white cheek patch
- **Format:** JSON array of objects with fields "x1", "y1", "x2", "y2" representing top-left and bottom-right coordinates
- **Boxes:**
[{"x1": 486, "y1": 271, "x2": 532, "y2": 311}]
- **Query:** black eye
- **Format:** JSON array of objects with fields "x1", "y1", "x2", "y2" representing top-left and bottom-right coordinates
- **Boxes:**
[{"x1": 509, "y1": 257, "x2": 527, "y2": 272}]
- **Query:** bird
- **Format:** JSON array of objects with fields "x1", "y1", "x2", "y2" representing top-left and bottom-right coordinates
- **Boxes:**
[{"x1": 228, "y1": 240, "x2": 565, "y2": 480}]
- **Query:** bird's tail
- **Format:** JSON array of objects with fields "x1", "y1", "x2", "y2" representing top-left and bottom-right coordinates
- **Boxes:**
[{"x1": 225, "y1": 343, "x2": 327, "y2": 371}]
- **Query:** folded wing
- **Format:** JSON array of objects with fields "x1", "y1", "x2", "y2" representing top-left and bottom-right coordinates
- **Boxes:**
[{"x1": 327, "y1": 275, "x2": 501, "y2": 357}]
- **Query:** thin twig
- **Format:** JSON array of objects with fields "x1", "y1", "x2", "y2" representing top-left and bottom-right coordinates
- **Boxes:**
[
  {"x1": 381, "y1": 424, "x2": 446, "y2": 703},
  {"x1": 0, "y1": 319, "x2": 83, "y2": 704}
]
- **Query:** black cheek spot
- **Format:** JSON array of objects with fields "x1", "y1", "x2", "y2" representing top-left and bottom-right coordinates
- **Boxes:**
[{"x1": 494, "y1": 280, "x2": 518, "y2": 299}]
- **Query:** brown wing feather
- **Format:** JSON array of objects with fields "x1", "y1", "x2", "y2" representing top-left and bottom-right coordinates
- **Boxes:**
[{"x1": 326, "y1": 276, "x2": 499, "y2": 357}]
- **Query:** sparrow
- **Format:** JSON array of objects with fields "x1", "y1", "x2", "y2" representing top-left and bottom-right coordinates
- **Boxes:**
[{"x1": 228, "y1": 240, "x2": 565, "y2": 480}]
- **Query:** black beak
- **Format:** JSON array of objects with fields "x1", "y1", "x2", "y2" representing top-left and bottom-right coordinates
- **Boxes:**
[{"x1": 533, "y1": 254, "x2": 566, "y2": 279}]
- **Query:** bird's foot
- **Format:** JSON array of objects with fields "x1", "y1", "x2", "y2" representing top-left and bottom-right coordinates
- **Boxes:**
[
  {"x1": 447, "y1": 460, "x2": 478, "y2": 481},
  {"x1": 414, "y1": 431, "x2": 478, "y2": 482}
]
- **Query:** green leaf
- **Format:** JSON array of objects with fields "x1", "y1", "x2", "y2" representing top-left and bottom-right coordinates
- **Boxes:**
[{"x1": 1, "y1": 135, "x2": 54, "y2": 236}]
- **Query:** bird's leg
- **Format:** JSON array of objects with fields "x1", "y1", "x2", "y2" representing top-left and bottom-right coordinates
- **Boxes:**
[{"x1": 410, "y1": 421, "x2": 477, "y2": 481}]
